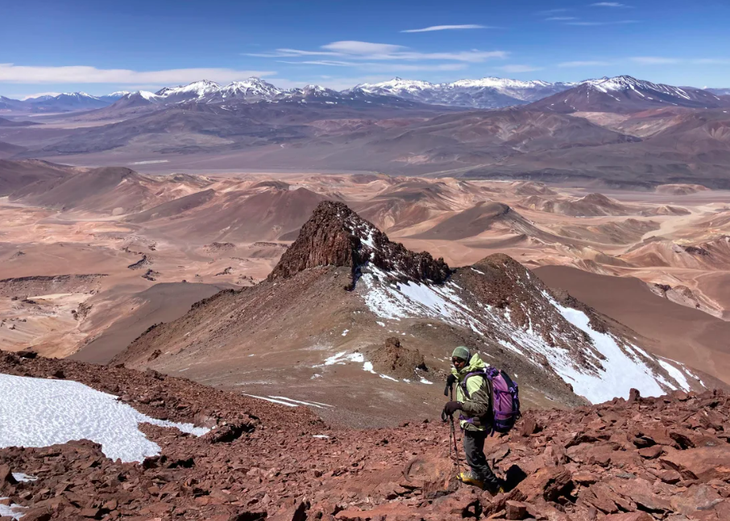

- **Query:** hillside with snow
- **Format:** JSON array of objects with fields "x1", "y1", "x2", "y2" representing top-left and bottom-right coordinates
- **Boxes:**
[{"x1": 114, "y1": 201, "x2": 703, "y2": 422}]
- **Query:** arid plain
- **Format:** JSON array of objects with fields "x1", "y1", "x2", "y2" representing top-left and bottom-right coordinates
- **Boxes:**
[{"x1": 2, "y1": 160, "x2": 730, "y2": 387}]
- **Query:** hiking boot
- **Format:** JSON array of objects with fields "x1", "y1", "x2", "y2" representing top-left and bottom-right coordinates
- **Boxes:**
[
  {"x1": 457, "y1": 471, "x2": 485, "y2": 489},
  {"x1": 483, "y1": 480, "x2": 505, "y2": 496}
]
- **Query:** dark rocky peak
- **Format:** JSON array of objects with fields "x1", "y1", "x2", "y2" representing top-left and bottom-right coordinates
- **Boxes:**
[{"x1": 268, "y1": 201, "x2": 450, "y2": 286}]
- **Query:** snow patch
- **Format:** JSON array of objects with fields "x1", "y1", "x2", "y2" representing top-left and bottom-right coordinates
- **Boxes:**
[
  {"x1": 657, "y1": 359, "x2": 691, "y2": 392},
  {"x1": 12, "y1": 473, "x2": 36, "y2": 483},
  {"x1": 0, "y1": 374, "x2": 209, "y2": 463},
  {"x1": 552, "y1": 304, "x2": 665, "y2": 403},
  {"x1": 0, "y1": 500, "x2": 25, "y2": 520}
]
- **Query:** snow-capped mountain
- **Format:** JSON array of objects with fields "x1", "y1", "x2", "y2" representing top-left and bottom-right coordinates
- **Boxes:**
[
  {"x1": 350, "y1": 77, "x2": 576, "y2": 109},
  {"x1": 100, "y1": 91, "x2": 132, "y2": 102},
  {"x1": 154, "y1": 79, "x2": 221, "y2": 104},
  {"x1": 529, "y1": 75, "x2": 730, "y2": 113},
  {"x1": 214, "y1": 78, "x2": 282, "y2": 100},
  {"x1": 25, "y1": 92, "x2": 111, "y2": 113},
  {"x1": 3, "y1": 75, "x2": 728, "y2": 116}
]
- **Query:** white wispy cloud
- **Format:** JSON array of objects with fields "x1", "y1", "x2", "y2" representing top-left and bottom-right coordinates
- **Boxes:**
[
  {"x1": 321, "y1": 41, "x2": 403, "y2": 55},
  {"x1": 498, "y1": 65, "x2": 544, "y2": 73},
  {"x1": 558, "y1": 60, "x2": 612, "y2": 67},
  {"x1": 536, "y1": 8, "x2": 571, "y2": 15},
  {"x1": 401, "y1": 24, "x2": 489, "y2": 33},
  {"x1": 246, "y1": 41, "x2": 508, "y2": 63},
  {"x1": 630, "y1": 56, "x2": 680, "y2": 64},
  {"x1": 566, "y1": 20, "x2": 638, "y2": 25},
  {"x1": 278, "y1": 60, "x2": 467, "y2": 72},
  {"x1": 0, "y1": 64, "x2": 276, "y2": 84},
  {"x1": 278, "y1": 60, "x2": 356, "y2": 67},
  {"x1": 591, "y1": 2, "x2": 631, "y2": 6},
  {"x1": 546, "y1": 17, "x2": 578, "y2": 21}
]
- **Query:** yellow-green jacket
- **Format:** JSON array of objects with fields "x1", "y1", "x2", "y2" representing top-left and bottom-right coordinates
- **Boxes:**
[{"x1": 451, "y1": 353, "x2": 492, "y2": 432}]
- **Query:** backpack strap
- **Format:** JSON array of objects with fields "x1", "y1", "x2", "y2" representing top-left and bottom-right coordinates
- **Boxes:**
[{"x1": 460, "y1": 369, "x2": 490, "y2": 400}]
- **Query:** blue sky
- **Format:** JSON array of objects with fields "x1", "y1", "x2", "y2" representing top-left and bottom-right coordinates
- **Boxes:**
[{"x1": 1, "y1": 0, "x2": 729, "y2": 98}]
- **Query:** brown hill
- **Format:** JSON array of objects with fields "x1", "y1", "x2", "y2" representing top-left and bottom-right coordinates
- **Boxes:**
[
  {"x1": 522, "y1": 192, "x2": 633, "y2": 217},
  {"x1": 0, "y1": 159, "x2": 72, "y2": 196},
  {"x1": 411, "y1": 201, "x2": 563, "y2": 243},
  {"x1": 352, "y1": 179, "x2": 472, "y2": 232},
  {"x1": 0, "y1": 140, "x2": 25, "y2": 159},
  {"x1": 142, "y1": 186, "x2": 334, "y2": 243},
  {"x1": 126, "y1": 189, "x2": 216, "y2": 223},
  {"x1": 11, "y1": 166, "x2": 156, "y2": 214}
]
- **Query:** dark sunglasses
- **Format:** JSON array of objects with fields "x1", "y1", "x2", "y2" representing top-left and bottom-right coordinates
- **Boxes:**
[{"x1": 452, "y1": 358, "x2": 466, "y2": 365}]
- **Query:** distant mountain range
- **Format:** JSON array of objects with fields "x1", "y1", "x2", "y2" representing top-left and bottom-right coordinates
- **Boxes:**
[
  {"x1": 3, "y1": 76, "x2": 728, "y2": 115},
  {"x1": 529, "y1": 76, "x2": 728, "y2": 113}
]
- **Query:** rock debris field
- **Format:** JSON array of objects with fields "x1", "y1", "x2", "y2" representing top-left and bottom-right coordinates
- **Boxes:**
[{"x1": 1, "y1": 350, "x2": 730, "y2": 520}]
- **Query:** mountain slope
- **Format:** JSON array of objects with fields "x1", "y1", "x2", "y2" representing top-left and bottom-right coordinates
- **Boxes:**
[
  {"x1": 1, "y1": 350, "x2": 728, "y2": 520},
  {"x1": 529, "y1": 76, "x2": 729, "y2": 114},
  {"x1": 113, "y1": 202, "x2": 700, "y2": 425},
  {"x1": 352, "y1": 77, "x2": 575, "y2": 108},
  {"x1": 0, "y1": 159, "x2": 72, "y2": 195}
]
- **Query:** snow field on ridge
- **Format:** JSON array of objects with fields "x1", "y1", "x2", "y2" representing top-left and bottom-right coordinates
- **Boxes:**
[
  {"x1": 357, "y1": 264, "x2": 695, "y2": 404},
  {"x1": 0, "y1": 374, "x2": 209, "y2": 463}
]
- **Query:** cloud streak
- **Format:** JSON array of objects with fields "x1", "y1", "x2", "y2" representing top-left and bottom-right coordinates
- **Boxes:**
[
  {"x1": 278, "y1": 60, "x2": 467, "y2": 72},
  {"x1": 591, "y1": 2, "x2": 631, "y2": 7},
  {"x1": 401, "y1": 24, "x2": 489, "y2": 33},
  {"x1": 566, "y1": 20, "x2": 637, "y2": 25},
  {"x1": 0, "y1": 64, "x2": 276, "y2": 84},
  {"x1": 246, "y1": 41, "x2": 508, "y2": 63}
]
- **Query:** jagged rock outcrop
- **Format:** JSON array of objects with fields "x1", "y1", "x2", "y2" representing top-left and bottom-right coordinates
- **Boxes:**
[{"x1": 268, "y1": 201, "x2": 450, "y2": 287}]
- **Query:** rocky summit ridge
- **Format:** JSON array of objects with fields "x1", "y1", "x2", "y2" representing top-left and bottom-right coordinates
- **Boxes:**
[
  {"x1": 268, "y1": 201, "x2": 451, "y2": 287},
  {"x1": 114, "y1": 202, "x2": 703, "y2": 422},
  {"x1": 1, "y1": 351, "x2": 730, "y2": 520}
]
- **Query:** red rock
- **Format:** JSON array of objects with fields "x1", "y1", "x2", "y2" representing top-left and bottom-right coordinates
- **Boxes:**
[
  {"x1": 572, "y1": 471, "x2": 600, "y2": 485},
  {"x1": 20, "y1": 508, "x2": 52, "y2": 521},
  {"x1": 604, "y1": 513, "x2": 653, "y2": 521},
  {"x1": 519, "y1": 417, "x2": 539, "y2": 437},
  {"x1": 661, "y1": 447, "x2": 730, "y2": 482},
  {"x1": 655, "y1": 469, "x2": 682, "y2": 484},
  {"x1": 505, "y1": 500, "x2": 528, "y2": 520},
  {"x1": 0, "y1": 465, "x2": 16, "y2": 487},
  {"x1": 638, "y1": 445, "x2": 664, "y2": 459},
  {"x1": 669, "y1": 484, "x2": 723, "y2": 516}
]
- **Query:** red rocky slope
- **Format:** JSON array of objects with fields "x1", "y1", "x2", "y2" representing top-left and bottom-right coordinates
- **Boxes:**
[{"x1": 1, "y1": 351, "x2": 730, "y2": 520}]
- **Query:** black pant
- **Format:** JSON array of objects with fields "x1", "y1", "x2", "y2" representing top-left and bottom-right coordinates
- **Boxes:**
[{"x1": 463, "y1": 430, "x2": 500, "y2": 487}]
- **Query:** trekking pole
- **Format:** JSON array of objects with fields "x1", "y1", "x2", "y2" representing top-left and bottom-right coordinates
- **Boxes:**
[{"x1": 449, "y1": 387, "x2": 461, "y2": 469}]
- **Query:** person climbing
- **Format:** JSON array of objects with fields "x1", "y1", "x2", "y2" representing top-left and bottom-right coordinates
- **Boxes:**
[{"x1": 443, "y1": 345, "x2": 505, "y2": 494}]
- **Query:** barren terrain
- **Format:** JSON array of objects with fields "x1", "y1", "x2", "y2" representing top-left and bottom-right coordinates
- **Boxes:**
[{"x1": 2, "y1": 162, "x2": 729, "y2": 367}]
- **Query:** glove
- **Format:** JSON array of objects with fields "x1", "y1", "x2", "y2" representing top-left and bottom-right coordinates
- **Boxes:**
[
  {"x1": 444, "y1": 374, "x2": 456, "y2": 396},
  {"x1": 442, "y1": 401, "x2": 462, "y2": 416}
]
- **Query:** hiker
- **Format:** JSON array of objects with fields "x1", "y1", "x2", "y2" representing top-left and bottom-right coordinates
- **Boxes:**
[{"x1": 443, "y1": 345, "x2": 504, "y2": 494}]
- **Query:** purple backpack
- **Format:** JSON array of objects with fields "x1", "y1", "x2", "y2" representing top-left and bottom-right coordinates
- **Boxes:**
[{"x1": 461, "y1": 367, "x2": 521, "y2": 434}]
